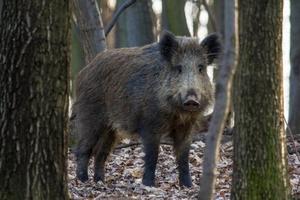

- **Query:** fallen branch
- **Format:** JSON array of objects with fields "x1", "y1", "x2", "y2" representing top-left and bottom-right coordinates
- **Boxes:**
[{"x1": 105, "y1": 0, "x2": 137, "y2": 36}]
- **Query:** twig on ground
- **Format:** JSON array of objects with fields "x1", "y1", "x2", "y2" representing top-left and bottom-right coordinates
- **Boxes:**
[
  {"x1": 285, "y1": 118, "x2": 300, "y2": 160},
  {"x1": 287, "y1": 134, "x2": 300, "y2": 141},
  {"x1": 287, "y1": 146, "x2": 300, "y2": 154}
]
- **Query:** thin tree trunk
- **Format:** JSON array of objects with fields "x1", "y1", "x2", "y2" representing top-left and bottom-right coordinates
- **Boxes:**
[
  {"x1": 115, "y1": 0, "x2": 154, "y2": 47},
  {"x1": 71, "y1": 21, "x2": 85, "y2": 96},
  {"x1": 0, "y1": 1, "x2": 70, "y2": 199},
  {"x1": 203, "y1": 0, "x2": 217, "y2": 33},
  {"x1": 231, "y1": 0, "x2": 290, "y2": 199},
  {"x1": 72, "y1": 0, "x2": 106, "y2": 63},
  {"x1": 288, "y1": 0, "x2": 300, "y2": 135},
  {"x1": 100, "y1": 0, "x2": 116, "y2": 48},
  {"x1": 192, "y1": 4, "x2": 200, "y2": 37},
  {"x1": 212, "y1": 0, "x2": 225, "y2": 85},
  {"x1": 0, "y1": 0, "x2": 2, "y2": 20},
  {"x1": 198, "y1": 0, "x2": 238, "y2": 199},
  {"x1": 213, "y1": 0, "x2": 225, "y2": 38},
  {"x1": 115, "y1": 0, "x2": 128, "y2": 47},
  {"x1": 162, "y1": 0, "x2": 190, "y2": 36},
  {"x1": 213, "y1": 0, "x2": 234, "y2": 131},
  {"x1": 124, "y1": 0, "x2": 154, "y2": 46}
]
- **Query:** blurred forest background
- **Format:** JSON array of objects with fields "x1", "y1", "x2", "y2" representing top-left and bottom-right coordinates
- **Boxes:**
[
  {"x1": 1, "y1": 0, "x2": 300, "y2": 199},
  {"x1": 71, "y1": 0, "x2": 293, "y2": 123}
]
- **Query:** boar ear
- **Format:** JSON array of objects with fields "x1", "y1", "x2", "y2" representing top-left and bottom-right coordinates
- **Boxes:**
[
  {"x1": 159, "y1": 30, "x2": 179, "y2": 62},
  {"x1": 200, "y1": 33, "x2": 222, "y2": 64}
]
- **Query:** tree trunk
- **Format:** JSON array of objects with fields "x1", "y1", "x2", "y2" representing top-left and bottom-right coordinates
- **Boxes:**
[
  {"x1": 72, "y1": 0, "x2": 106, "y2": 63},
  {"x1": 0, "y1": 1, "x2": 70, "y2": 199},
  {"x1": 115, "y1": 0, "x2": 128, "y2": 47},
  {"x1": 115, "y1": 0, "x2": 154, "y2": 47},
  {"x1": 213, "y1": 0, "x2": 225, "y2": 38},
  {"x1": 288, "y1": 0, "x2": 300, "y2": 135},
  {"x1": 211, "y1": 0, "x2": 225, "y2": 87},
  {"x1": 212, "y1": 0, "x2": 225, "y2": 83},
  {"x1": 203, "y1": 0, "x2": 217, "y2": 34},
  {"x1": 232, "y1": 0, "x2": 290, "y2": 199},
  {"x1": 71, "y1": 21, "x2": 85, "y2": 98},
  {"x1": 198, "y1": 0, "x2": 238, "y2": 199},
  {"x1": 99, "y1": 0, "x2": 116, "y2": 48},
  {"x1": 0, "y1": 0, "x2": 2, "y2": 20},
  {"x1": 162, "y1": 0, "x2": 190, "y2": 36},
  {"x1": 190, "y1": 1, "x2": 200, "y2": 37}
]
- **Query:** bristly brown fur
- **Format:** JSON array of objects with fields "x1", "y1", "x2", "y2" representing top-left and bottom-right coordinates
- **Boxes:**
[{"x1": 71, "y1": 31, "x2": 221, "y2": 187}]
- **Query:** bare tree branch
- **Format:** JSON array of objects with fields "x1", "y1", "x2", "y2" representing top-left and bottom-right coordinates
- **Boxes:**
[
  {"x1": 201, "y1": 0, "x2": 217, "y2": 32},
  {"x1": 104, "y1": 0, "x2": 137, "y2": 37},
  {"x1": 198, "y1": 0, "x2": 238, "y2": 199}
]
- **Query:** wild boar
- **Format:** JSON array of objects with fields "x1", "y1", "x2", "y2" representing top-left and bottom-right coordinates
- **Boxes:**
[{"x1": 71, "y1": 31, "x2": 221, "y2": 187}]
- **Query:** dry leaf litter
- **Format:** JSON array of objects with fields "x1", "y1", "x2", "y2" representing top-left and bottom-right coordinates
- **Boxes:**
[{"x1": 68, "y1": 134, "x2": 300, "y2": 199}]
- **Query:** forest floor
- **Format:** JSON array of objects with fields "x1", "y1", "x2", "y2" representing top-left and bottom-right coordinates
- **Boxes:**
[{"x1": 68, "y1": 133, "x2": 300, "y2": 200}]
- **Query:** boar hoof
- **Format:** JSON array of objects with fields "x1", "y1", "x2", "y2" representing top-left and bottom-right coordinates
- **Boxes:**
[
  {"x1": 76, "y1": 170, "x2": 88, "y2": 182},
  {"x1": 93, "y1": 173, "x2": 104, "y2": 183},
  {"x1": 179, "y1": 176, "x2": 192, "y2": 187},
  {"x1": 142, "y1": 178, "x2": 155, "y2": 187},
  {"x1": 180, "y1": 181, "x2": 192, "y2": 188}
]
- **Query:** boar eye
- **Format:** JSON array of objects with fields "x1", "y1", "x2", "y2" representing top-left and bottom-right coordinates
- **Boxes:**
[
  {"x1": 198, "y1": 64, "x2": 205, "y2": 73},
  {"x1": 175, "y1": 65, "x2": 182, "y2": 73}
]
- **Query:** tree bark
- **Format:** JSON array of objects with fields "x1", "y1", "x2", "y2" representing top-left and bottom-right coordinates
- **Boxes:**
[
  {"x1": 72, "y1": 0, "x2": 106, "y2": 63},
  {"x1": 231, "y1": 0, "x2": 290, "y2": 199},
  {"x1": 162, "y1": 0, "x2": 190, "y2": 36},
  {"x1": 115, "y1": 0, "x2": 154, "y2": 47},
  {"x1": 0, "y1": 1, "x2": 70, "y2": 199},
  {"x1": 288, "y1": 0, "x2": 300, "y2": 135},
  {"x1": 0, "y1": 0, "x2": 3, "y2": 20},
  {"x1": 198, "y1": 0, "x2": 238, "y2": 199}
]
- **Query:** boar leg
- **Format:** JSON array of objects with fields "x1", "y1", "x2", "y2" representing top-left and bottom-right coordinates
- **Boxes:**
[
  {"x1": 140, "y1": 131, "x2": 161, "y2": 187},
  {"x1": 172, "y1": 131, "x2": 193, "y2": 187},
  {"x1": 93, "y1": 129, "x2": 116, "y2": 182},
  {"x1": 75, "y1": 118, "x2": 101, "y2": 182}
]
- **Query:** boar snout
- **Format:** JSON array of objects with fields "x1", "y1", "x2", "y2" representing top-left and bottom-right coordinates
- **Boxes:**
[{"x1": 182, "y1": 89, "x2": 201, "y2": 112}]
